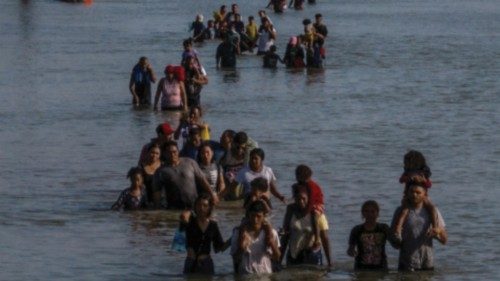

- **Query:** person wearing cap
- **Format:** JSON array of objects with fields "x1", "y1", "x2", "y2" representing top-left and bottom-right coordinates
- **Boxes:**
[
  {"x1": 138, "y1": 122, "x2": 174, "y2": 165},
  {"x1": 390, "y1": 182, "x2": 447, "y2": 271},
  {"x1": 153, "y1": 64, "x2": 187, "y2": 112},
  {"x1": 153, "y1": 141, "x2": 219, "y2": 209},
  {"x1": 129, "y1": 56, "x2": 156, "y2": 107}
]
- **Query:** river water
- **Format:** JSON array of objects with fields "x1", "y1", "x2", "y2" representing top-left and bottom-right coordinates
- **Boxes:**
[{"x1": 0, "y1": 0, "x2": 499, "y2": 280}]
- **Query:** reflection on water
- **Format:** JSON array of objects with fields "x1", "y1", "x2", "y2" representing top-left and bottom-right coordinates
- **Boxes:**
[{"x1": 0, "y1": 0, "x2": 499, "y2": 280}]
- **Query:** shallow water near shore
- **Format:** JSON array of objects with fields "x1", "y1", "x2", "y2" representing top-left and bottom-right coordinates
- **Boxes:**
[{"x1": 1, "y1": 0, "x2": 499, "y2": 280}]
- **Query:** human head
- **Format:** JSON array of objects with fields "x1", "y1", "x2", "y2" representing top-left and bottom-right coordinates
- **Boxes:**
[
  {"x1": 246, "y1": 200, "x2": 268, "y2": 227},
  {"x1": 295, "y1": 164, "x2": 312, "y2": 184},
  {"x1": 248, "y1": 16, "x2": 254, "y2": 23},
  {"x1": 231, "y1": 3, "x2": 238, "y2": 14},
  {"x1": 163, "y1": 140, "x2": 179, "y2": 165},
  {"x1": 233, "y1": 131, "x2": 248, "y2": 157},
  {"x1": 188, "y1": 127, "x2": 202, "y2": 147},
  {"x1": 164, "y1": 64, "x2": 175, "y2": 79},
  {"x1": 147, "y1": 143, "x2": 161, "y2": 162},
  {"x1": 139, "y1": 56, "x2": 148, "y2": 67},
  {"x1": 194, "y1": 193, "x2": 214, "y2": 217},
  {"x1": 406, "y1": 182, "x2": 428, "y2": 206},
  {"x1": 249, "y1": 148, "x2": 265, "y2": 171},
  {"x1": 183, "y1": 38, "x2": 193, "y2": 51},
  {"x1": 220, "y1": 129, "x2": 235, "y2": 150},
  {"x1": 361, "y1": 200, "x2": 379, "y2": 222},
  {"x1": 189, "y1": 105, "x2": 202, "y2": 121},
  {"x1": 127, "y1": 167, "x2": 144, "y2": 187},
  {"x1": 207, "y1": 19, "x2": 214, "y2": 27},
  {"x1": 220, "y1": 5, "x2": 226, "y2": 13},
  {"x1": 197, "y1": 142, "x2": 215, "y2": 164},
  {"x1": 289, "y1": 36, "x2": 298, "y2": 46},
  {"x1": 156, "y1": 122, "x2": 174, "y2": 139},
  {"x1": 293, "y1": 184, "x2": 309, "y2": 210},
  {"x1": 269, "y1": 45, "x2": 277, "y2": 53},
  {"x1": 196, "y1": 14, "x2": 203, "y2": 22},
  {"x1": 302, "y1": 18, "x2": 312, "y2": 26},
  {"x1": 315, "y1": 13, "x2": 323, "y2": 23},
  {"x1": 258, "y1": 10, "x2": 266, "y2": 18},
  {"x1": 403, "y1": 150, "x2": 431, "y2": 176},
  {"x1": 250, "y1": 177, "x2": 268, "y2": 196}
]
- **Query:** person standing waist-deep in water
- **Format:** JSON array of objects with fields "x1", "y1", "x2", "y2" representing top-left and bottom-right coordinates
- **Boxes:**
[{"x1": 129, "y1": 56, "x2": 156, "y2": 107}]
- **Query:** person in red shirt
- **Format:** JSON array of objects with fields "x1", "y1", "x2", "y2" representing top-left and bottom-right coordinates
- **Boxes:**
[{"x1": 294, "y1": 164, "x2": 324, "y2": 213}]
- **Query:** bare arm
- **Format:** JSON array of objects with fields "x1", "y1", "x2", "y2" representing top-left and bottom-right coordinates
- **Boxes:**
[
  {"x1": 129, "y1": 74, "x2": 139, "y2": 106},
  {"x1": 153, "y1": 78, "x2": 163, "y2": 110},
  {"x1": 179, "y1": 81, "x2": 188, "y2": 112},
  {"x1": 269, "y1": 180, "x2": 285, "y2": 203},
  {"x1": 320, "y1": 229, "x2": 332, "y2": 267}
]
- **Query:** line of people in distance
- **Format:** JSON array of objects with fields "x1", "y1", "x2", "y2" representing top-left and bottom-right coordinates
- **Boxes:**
[
  {"x1": 128, "y1": 4, "x2": 329, "y2": 109},
  {"x1": 112, "y1": 121, "x2": 448, "y2": 274}
]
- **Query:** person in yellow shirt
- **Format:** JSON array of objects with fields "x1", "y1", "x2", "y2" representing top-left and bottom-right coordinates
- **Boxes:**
[{"x1": 245, "y1": 16, "x2": 258, "y2": 52}]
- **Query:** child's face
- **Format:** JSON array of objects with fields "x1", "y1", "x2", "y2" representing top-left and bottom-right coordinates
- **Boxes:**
[
  {"x1": 200, "y1": 146, "x2": 213, "y2": 163},
  {"x1": 131, "y1": 173, "x2": 143, "y2": 187},
  {"x1": 362, "y1": 206, "x2": 379, "y2": 223}
]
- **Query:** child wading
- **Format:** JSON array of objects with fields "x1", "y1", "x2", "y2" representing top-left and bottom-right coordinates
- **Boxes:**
[{"x1": 347, "y1": 200, "x2": 398, "y2": 270}]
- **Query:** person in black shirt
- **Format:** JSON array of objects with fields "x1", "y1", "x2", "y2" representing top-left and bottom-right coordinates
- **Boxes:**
[{"x1": 263, "y1": 45, "x2": 284, "y2": 68}]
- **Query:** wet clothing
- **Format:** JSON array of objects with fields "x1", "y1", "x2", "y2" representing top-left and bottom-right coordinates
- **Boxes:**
[
  {"x1": 236, "y1": 165, "x2": 277, "y2": 196},
  {"x1": 283, "y1": 44, "x2": 305, "y2": 68},
  {"x1": 183, "y1": 256, "x2": 214, "y2": 274},
  {"x1": 307, "y1": 180, "x2": 324, "y2": 213},
  {"x1": 191, "y1": 21, "x2": 206, "y2": 42},
  {"x1": 230, "y1": 228, "x2": 280, "y2": 274},
  {"x1": 245, "y1": 23, "x2": 258, "y2": 42},
  {"x1": 153, "y1": 158, "x2": 206, "y2": 209},
  {"x1": 159, "y1": 78, "x2": 183, "y2": 110},
  {"x1": 184, "y1": 68, "x2": 203, "y2": 107},
  {"x1": 216, "y1": 41, "x2": 237, "y2": 68},
  {"x1": 199, "y1": 162, "x2": 223, "y2": 192},
  {"x1": 349, "y1": 223, "x2": 391, "y2": 270},
  {"x1": 391, "y1": 206, "x2": 445, "y2": 271},
  {"x1": 112, "y1": 187, "x2": 148, "y2": 210},
  {"x1": 257, "y1": 26, "x2": 276, "y2": 54},
  {"x1": 130, "y1": 64, "x2": 154, "y2": 105},
  {"x1": 263, "y1": 52, "x2": 282, "y2": 68}
]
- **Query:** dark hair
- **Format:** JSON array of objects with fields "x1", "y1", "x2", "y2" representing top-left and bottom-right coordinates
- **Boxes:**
[
  {"x1": 189, "y1": 127, "x2": 201, "y2": 137},
  {"x1": 250, "y1": 177, "x2": 268, "y2": 192},
  {"x1": 403, "y1": 150, "x2": 431, "y2": 177},
  {"x1": 249, "y1": 16, "x2": 254, "y2": 21},
  {"x1": 196, "y1": 142, "x2": 215, "y2": 163},
  {"x1": 269, "y1": 45, "x2": 277, "y2": 52},
  {"x1": 292, "y1": 183, "x2": 309, "y2": 198},
  {"x1": 139, "y1": 56, "x2": 147, "y2": 63},
  {"x1": 155, "y1": 124, "x2": 164, "y2": 136},
  {"x1": 302, "y1": 19, "x2": 311, "y2": 25},
  {"x1": 234, "y1": 131, "x2": 248, "y2": 145},
  {"x1": 246, "y1": 200, "x2": 268, "y2": 215},
  {"x1": 361, "y1": 200, "x2": 380, "y2": 213},
  {"x1": 127, "y1": 167, "x2": 143, "y2": 180},
  {"x1": 162, "y1": 140, "x2": 178, "y2": 152},
  {"x1": 405, "y1": 179, "x2": 428, "y2": 192},
  {"x1": 221, "y1": 129, "x2": 236, "y2": 140},
  {"x1": 315, "y1": 13, "x2": 322, "y2": 18},
  {"x1": 194, "y1": 193, "x2": 214, "y2": 216},
  {"x1": 295, "y1": 164, "x2": 312, "y2": 183},
  {"x1": 148, "y1": 143, "x2": 161, "y2": 152},
  {"x1": 183, "y1": 38, "x2": 193, "y2": 47},
  {"x1": 250, "y1": 148, "x2": 265, "y2": 161},
  {"x1": 190, "y1": 105, "x2": 203, "y2": 117}
]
